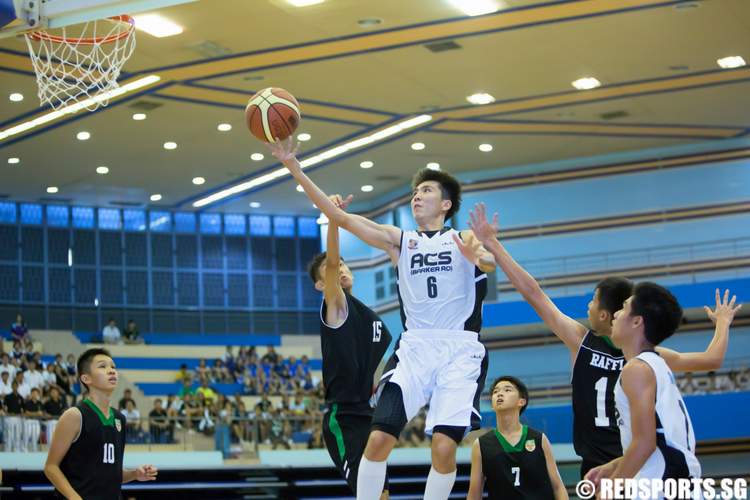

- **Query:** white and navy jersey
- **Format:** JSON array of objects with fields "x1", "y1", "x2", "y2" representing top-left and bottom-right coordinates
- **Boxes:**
[
  {"x1": 396, "y1": 228, "x2": 487, "y2": 333},
  {"x1": 615, "y1": 351, "x2": 701, "y2": 480}
]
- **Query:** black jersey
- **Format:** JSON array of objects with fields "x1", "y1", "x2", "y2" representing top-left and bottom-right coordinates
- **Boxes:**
[
  {"x1": 4, "y1": 392, "x2": 24, "y2": 415},
  {"x1": 479, "y1": 425, "x2": 554, "y2": 500},
  {"x1": 59, "y1": 399, "x2": 126, "y2": 500},
  {"x1": 320, "y1": 292, "x2": 392, "y2": 412},
  {"x1": 571, "y1": 330, "x2": 625, "y2": 465},
  {"x1": 45, "y1": 398, "x2": 67, "y2": 417}
]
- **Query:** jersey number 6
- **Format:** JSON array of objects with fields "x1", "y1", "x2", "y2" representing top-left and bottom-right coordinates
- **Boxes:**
[{"x1": 427, "y1": 276, "x2": 438, "y2": 298}]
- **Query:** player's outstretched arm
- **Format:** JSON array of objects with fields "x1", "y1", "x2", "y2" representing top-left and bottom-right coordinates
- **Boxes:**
[
  {"x1": 455, "y1": 203, "x2": 587, "y2": 353},
  {"x1": 321, "y1": 195, "x2": 349, "y2": 328},
  {"x1": 466, "y1": 438, "x2": 485, "y2": 500},
  {"x1": 123, "y1": 465, "x2": 158, "y2": 483},
  {"x1": 268, "y1": 138, "x2": 401, "y2": 260},
  {"x1": 456, "y1": 229, "x2": 497, "y2": 273},
  {"x1": 44, "y1": 407, "x2": 83, "y2": 500},
  {"x1": 610, "y1": 361, "x2": 657, "y2": 480},
  {"x1": 541, "y1": 434, "x2": 569, "y2": 500},
  {"x1": 657, "y1": 288, "x2": 742, "y2": 372}
]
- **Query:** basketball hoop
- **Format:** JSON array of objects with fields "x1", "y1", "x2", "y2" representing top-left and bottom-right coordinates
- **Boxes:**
[{"x1": 24, "y1": 15, "x2": 136, "y2": 111}]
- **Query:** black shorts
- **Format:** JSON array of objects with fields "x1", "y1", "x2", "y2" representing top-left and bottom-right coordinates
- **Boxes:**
[{"x1": 322, "y1": 404, "x2": 388, "y2": 494}]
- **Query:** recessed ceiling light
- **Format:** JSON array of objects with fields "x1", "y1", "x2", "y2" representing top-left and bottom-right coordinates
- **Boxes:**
[
  {"x1": 150, "y1": 194, "x2": 162, "y2": 201},
  {"x1": 96, "y1": 166, "x2": 109, "y2": 174},
  {"x1": 448, "y1": 0, "x2": 501, "y2": 16},
  {"x1": 411, "y1": 142, "x2": 426, "y2": 151},
  {"x1": 360, "y1": 161, "x2": 374, "y2": 169},
  {"x1": 717, "y1": 56, "x2": 746, "y2": 69},
  {"x1": 192, "y1": 177, "x2": 205, "y2": 185},
  {"x1": 572, "y1": 77, "x2": 601, "y2": 90},
  {"x1": 9, "y1": 93, "x2": 23, "y2": 102},
  {"x1": 357, "y1": 18, "x2": 383, "y2": 27},
  {"x1": 361, "y1": 185, "x2": 374, "y2": 192},
  {"x1": 249, "y1": 201, "x2": 261, "y2": 208},
  {"x1": 479, "y1": 143, "x2": 493, "y2": 152},
  {"x1": 163, "y1": 141, "x2": 177, "y2": 150},
  {"x1": 426, "y1": 162, "x2": 440, "y2": 171},
  {"x1": 132, "y1": 14, "x2": 184, "y2": 38},
  {"x1": 466, "y1": 92, "x2": 495, "y2": 105},
  {"x1": 251, "y1": 153, "x2": 264, "y2": 161},
  {"x1": 7, "y1": 157, "x2": 20, "y2": 164},
  {"x1": 297, "y1": 133, "x2": 311, "y2": 141},
  {"x1": 47, "y1": 186, "x2": 58, "y2": 194},
  {"x1": 296, "y1": 185, "x2": 304, "y2": 192},
  {"x1": 217, "y1": 123, "x2": 232, "y2": 132},
  {"x1": 76, "y1": 131, "x2": 91, "y2": 141},
  {"x1": 132, "y1": 113, "x2": 147, "y2": 121},
  {"x1": 287, "y1": 0, "x2": 324, "y2": 6}
]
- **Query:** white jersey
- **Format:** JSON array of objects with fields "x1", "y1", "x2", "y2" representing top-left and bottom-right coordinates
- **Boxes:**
[
  {"x1": 615, "y1": 351, "x2": 701, "y2": 481},
  {"x1": 396, "y1": 228, "x2": 487, "y2": 332}
]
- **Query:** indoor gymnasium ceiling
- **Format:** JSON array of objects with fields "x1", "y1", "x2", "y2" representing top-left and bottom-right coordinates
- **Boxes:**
[{"x1": 1, "y1": 0, "x2": 749, "y2": 215}]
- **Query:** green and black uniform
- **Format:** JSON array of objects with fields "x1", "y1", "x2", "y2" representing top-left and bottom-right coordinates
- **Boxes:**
[
  {"x1": 320, "y1": 292, "x2": 391, "y2": 494},
  {"x1": 478, "y1": 425, "x2": 554, "y2": 499},
  {"x1": 58, "y1": 399, "x2": 126, "y2": 500}
]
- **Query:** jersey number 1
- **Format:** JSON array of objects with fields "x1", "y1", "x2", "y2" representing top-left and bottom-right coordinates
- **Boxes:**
[
  {"x1": 427, "y1": 276, "x2": 438, "y2": 298},
  {"x1": 594, "y1": 377, "x2": 610, "y2": 427},
  {"x1": 103, "y1": 443, "x2": 115, "y2": 464}
]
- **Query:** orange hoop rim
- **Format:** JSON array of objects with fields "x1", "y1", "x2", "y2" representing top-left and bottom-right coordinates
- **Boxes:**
[{"x1": 28, "y1": 15, "x2": 134, "y2": 45}]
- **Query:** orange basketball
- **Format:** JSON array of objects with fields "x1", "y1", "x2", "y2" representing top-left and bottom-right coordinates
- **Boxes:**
[{"x1": 245, "y1": 87, "x2": 301, "y2": 143}]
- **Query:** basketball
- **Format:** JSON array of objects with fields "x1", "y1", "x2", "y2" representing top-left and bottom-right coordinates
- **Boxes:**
[{"x1": 245, "y1": 87, "x2": 301, "y2": 143}]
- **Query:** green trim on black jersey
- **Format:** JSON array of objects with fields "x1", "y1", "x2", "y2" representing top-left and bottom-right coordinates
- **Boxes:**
[
  {"x1": 329, "y1": 404, "x2": 346, "y2": 461},
  {"x1": 493, "y1": 424, "x2": 528, "y2": 453},
  {"x1": 600, "y1": 334, "x2": 619, "y2": 350},
  {"x1": 83, "y1": 399, "x2": 115, "y2": 427}
]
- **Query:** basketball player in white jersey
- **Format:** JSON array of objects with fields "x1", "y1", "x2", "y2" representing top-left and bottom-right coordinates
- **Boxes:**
[
  {"x1": 269, "y1": 138, "x2": 496, "y2": 500},
  {"x1": 586, "y1": 283, "x2": 740, "y2": 498}
]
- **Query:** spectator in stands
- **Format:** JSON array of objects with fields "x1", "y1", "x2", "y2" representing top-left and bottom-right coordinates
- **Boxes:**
[
  {"x1": 42, "y1": 363, "x2": 60, "y2": 390},
  {"x1": 123, "y1": 320, "x2": 143, "y2": 345},
  {"x1": 679, "y1": 372, "x2": 699, "y2": 395},
  {"x1": 195, "y1": 358, "x2": 209, "y2": 381},
  {"x1": 0, "y1": 371, "x2": 12, "y2": 396},
  {"x1": 726, "y1": 370, "x2": 743, "y2": 392},
  {"x1": 10, "y1": 340, "x2": 25, "y2": 363},
  {"x1": 10, "y1": 314, "x2": 29, "y2": 342},
  {"x1": 23, "y1": 387, "x2": 43, "y2": 451},
  {"x1": 401, "y1": 408, "x2": 428, "y2": 448},
  {"x1": 166, "y1": 394, "x2": 182, "y2": 438},
  {"x1": 118, "y1": 388, "x2": 135, "y2": 410},
  {"x1": 261, "y1": 346, "x2": 280, "y2": 366},
  {"x1": 102, "y1": 317, "x2": 122, "y2": 345},
  {"x1": 0, "y1": 353, "x2": 16, "y2": 380},
  {"x1": 53, "y1": 362, "x2": 72, "y2": 399},
  {"x1": 178, "y1": 379, "x2": 195, "y2": 398},
  {"x1": 243, "y1": 375, "x2": 259, "y2": 396},
  {"x1": 65, "y1": 354, "x2": 76, "y2": 377},
  {"x1": 269, "y1": 408, "x2": 291, "y2": 450},
  {"x1": 301, "y1": 372, "x2": 315, "y2": 392},
  {"x1": 308, "y1": 426, "x2": 324, "y2": 450},
  {"x1": 149, "y1": 399, "x2": 170, "y2": 444},
  {"x1": 222, "y1": 346, "x2": 234, "y2": 364},
  {"x1": 122, "y1": 399, "x2": 142, "y2": 443},
  {"x1": 232, "y1": 401, "x2": 250, "y2": 443},
  {"x1": 298, "y1": 355, "x2": 311, "y2": 377},
  {"x1": 44, "y1": 386, "x2": 66, "y2": 445},
  {"x1": 268, "y1": 372, "x2": 282, "y2": 395},
  {"x1": 4, "y1": 380, "x2": 25, "y2": 451},
  {"x1": 175, "y1": 363, "x2": 192, "y2": 384},
  {"x1": 196, "y1": 378, "x2": 218, "y2": 405},
  {"x1": 182, "y1": 393, "x2": 202, "y2": 431},
  {"x1": 13, "y1": 371, "x2": 30, "y2": 399}
]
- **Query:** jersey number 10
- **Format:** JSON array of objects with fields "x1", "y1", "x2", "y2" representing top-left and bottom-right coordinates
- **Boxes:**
[{"x1": 103, "y1": 443, "x2": 115, "y2": 464}]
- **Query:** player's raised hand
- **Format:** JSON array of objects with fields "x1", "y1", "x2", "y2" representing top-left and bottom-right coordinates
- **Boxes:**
[
  {"x1": 266, "y1": 137, "x2": 300, "y2": 164},
  {"x1": 135, "y1": 464, "x2": 158, "y2": 481},
  {"x1": 705, "y1": 288, "x2": 742, "y2": 325},
  {"x1": 452, "y1": 233, "x2": 478, "y2": 264},
  {"x1": 467, "y1": 203, "x2": 499, "y2": 245},
  {"x1": 329, "y1": 194, "x2": 354, "y2": 211}
]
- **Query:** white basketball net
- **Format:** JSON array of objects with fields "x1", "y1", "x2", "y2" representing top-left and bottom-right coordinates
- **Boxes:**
[{"x1": 24, "y1": 17, "x2": 136, "y2": 111}]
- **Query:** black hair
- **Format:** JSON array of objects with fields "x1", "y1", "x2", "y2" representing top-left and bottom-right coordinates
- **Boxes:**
[
  {"x1": 595, "y1": 276, "x2": 634, "y2": 319},
  {"x1": 630, "y1": 282, "x2": 683, "y2": 346},
  {"x1": 307, "y1": 252, "x2": 346, "y2": 284},
  {"x1": 77, "y1": 348, "x2": 112, "y2": 392},
  {"x1": 411, "y1": 168, "x2": 462, "y2": 220},
  {"x1": 491, "y1": 376, "x2": 530, "y2": 414}
]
